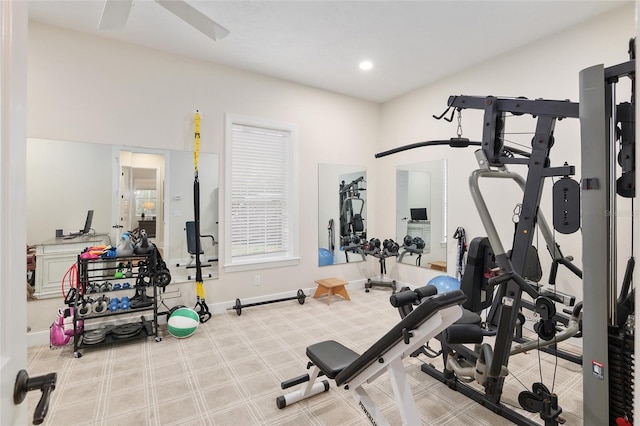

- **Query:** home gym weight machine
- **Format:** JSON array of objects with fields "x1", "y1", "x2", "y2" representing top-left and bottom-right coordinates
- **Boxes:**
[
  {"x1": 379, "y1": 94, "x2": 582, "y2": 426},
  {"x1": 338, "y1": 176, "x2": 367, "y2": 262},
  {"x1": 375, "y1": 43, "x2": 636, "y2": 425}
]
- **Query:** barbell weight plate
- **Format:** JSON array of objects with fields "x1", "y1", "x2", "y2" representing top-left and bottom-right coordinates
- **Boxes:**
[
  {"x1": 235, "y1": 298, "x2": 242, "y2": 316},
  {"x1": 297, "y1": 289, "x2": 306, "y2": 305},
  {"x1": 112, "y1": 323, "x2": 142, "y2": 339},
  {"x1": 156, "y1": 270, "x2": 172, "y2": 288}
]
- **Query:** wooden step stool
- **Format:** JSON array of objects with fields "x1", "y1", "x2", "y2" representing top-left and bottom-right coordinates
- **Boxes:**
[{"x1": 313, "y1": 278, "x2": 351, "y2": 305}]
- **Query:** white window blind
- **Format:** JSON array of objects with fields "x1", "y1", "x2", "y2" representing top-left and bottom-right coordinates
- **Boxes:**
[{"x1": 225, "y1": 115, "x2": 299, "y2": 271}]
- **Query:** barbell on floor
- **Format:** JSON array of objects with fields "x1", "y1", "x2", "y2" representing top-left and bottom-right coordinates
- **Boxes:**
[{"x1": 228, "y1": 289, "x2": 306, "y2": 316}]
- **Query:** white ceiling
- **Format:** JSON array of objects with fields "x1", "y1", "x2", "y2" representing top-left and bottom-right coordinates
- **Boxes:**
[{"x1": 28, "y1": 0, "x2": 630, "y2": 103}]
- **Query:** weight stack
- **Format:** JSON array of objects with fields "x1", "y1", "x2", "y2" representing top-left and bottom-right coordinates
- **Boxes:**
[{"x1": 608, "y1": 318, "x2": 634, "y2": 425}]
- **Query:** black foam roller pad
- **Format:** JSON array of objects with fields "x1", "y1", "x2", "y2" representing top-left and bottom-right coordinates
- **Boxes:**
[
  {"x1": 389, "y1": 290, "x2": 418, "y2": 308},
  {"x1": 414, "y1": 285, "x2": 438, "y2": 299},
  {"x1": 444, "y1": 324, "x2": 484, "y2": 344}
]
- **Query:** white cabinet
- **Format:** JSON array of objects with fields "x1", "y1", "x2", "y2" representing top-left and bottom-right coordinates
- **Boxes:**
[
  {"x1": 34, "y1": 236, "x2": 108, "y2": 299},
  {"x1": 407, "y1": 221, "x2": 430, "y2": 253}
]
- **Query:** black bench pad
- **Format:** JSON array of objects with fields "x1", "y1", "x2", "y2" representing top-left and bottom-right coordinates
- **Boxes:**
[{"x1": 306, "y1": 340, "x2": 360, "y2": 379}]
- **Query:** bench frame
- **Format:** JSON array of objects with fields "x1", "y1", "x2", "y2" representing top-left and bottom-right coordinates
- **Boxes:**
[{"x1": 277, "y1": 292, "x2": 464, "y2": 425}]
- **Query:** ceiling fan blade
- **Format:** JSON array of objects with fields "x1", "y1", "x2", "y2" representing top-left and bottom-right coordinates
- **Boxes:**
[
  {"x1": 155, "y1": 0, "x2": 230, "y2": 41},
  {"x1": 99, "y1": 0, "x2": 133, "y2": 30}
]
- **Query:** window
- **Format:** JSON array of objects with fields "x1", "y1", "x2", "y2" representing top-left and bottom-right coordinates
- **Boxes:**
[
  {"x1": 225, "y1": 115, "x2": 299, "y2": 271},
  {"x1": 134, "y1": 189, "x2": 157, "y2": 218}
]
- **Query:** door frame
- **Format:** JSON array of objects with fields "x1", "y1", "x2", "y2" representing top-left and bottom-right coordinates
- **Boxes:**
[{"x1": 0, "y1": 1, "x2": 28, "y2": 423}]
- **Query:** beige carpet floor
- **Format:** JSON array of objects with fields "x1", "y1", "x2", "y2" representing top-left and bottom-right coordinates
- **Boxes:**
[{"x1": 27, "y1": 285, "x2": 583, "y2": 425}]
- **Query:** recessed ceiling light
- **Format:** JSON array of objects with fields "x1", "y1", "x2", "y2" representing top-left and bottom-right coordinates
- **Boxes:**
[{"x1": 359, "y1": 61, "x2": 373, "y2": 71}]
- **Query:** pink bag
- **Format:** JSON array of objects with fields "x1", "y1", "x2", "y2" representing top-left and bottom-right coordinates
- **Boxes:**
[{"x1": 50, "y1": 307, "x2": 83, "y2": 347}]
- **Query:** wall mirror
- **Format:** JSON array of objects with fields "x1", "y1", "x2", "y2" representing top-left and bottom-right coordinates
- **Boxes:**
[
  {"x1": 318, "y1": 164, "x2": 367, "y2": 266},
  {"x1": 396, "y1": 159, "x2": 447, "y2": 270},
  {"x1": 27, "y1": 138, "x2": 219, "y2": 298}
]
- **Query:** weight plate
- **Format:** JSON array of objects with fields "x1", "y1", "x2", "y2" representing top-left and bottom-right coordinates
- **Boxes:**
[
  {"x1": 235, "y1": 298, "x2": 242, "y2": 316},
  {"x1": 83, "y1": 329, "x2": 107, "y2": 344},
  {"x1": 297, "y1": 289, "x2": 306, "y2": 305},
  {"x1": 112, "y1": 323, "x2": 142, "y2": 339},
  {"x1": 156, "y1": 270, "x2": 172, "y2": 288}
]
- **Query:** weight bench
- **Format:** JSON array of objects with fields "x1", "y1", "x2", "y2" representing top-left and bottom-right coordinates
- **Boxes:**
[
  {"x1": 276, "y1": 290, "x2": 465, "y2": 425},
  {"x1": 177, "y1": 221, "x2": 218, "y2": 279}
]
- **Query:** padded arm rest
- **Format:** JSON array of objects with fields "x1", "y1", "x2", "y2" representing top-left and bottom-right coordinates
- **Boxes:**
[{"x1": 335, "y1": 290, "x2": 466, "y2": 386}]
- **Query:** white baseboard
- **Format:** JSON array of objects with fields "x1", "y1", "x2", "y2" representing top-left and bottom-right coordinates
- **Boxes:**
[{"x1": 28, "y1": 330, "x2": 50, "y2": 347}]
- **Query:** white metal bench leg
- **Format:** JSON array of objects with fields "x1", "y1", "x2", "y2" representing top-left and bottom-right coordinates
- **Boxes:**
[
  {"x1": 387, "y1": 357, "x2": 421, "y2": 426},
  {"x1": 353, "y1": 386, "x2": 391, "y2": 426},
  {"x1": 278, "y1": 366, "x2": 330, "y2": 408}
]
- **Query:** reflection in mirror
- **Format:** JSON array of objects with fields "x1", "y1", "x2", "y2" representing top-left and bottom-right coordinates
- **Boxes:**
[
  {"x1": 26, "y1": 138, "x2": 219, "y2": 299},
  {"x1": 165, "y1": 150, "x2": 219, "y2": 281},
  {"x1": 119, "y1": 150, "x2": 165, "y2": 243},
  {"x1": 396, "y1": 160, "x2": 447, "y2": 270},
  {"x1": 318, "y1": 164, "x2": 367, "y2": 266}
]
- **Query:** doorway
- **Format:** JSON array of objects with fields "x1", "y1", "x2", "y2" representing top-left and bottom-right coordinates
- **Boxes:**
[{"x1": 119, "y1": 151, "x2": 165, "y2": 248}]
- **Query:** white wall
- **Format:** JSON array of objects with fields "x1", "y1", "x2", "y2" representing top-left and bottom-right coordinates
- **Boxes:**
[{"x1": 377, "y1": 5, "x2": 636, "y2": 299}]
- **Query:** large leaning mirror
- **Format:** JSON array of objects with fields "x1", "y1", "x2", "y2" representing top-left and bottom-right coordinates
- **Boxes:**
[
  {"x1": 26, "y1": 138, "x2": 219, "y2": 299},
  {"x1": 396, "y1": 159, "x2": 447, "y2": 270},
  {"x1": 318, "y1": 164, "x2": 367, "y2": 266}
]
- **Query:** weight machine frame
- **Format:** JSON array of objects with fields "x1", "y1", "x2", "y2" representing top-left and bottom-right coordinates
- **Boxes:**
[
  {"x1": 580, "y1": 58, "x2": 635, "y2": 426},
  {"x1": 339, "y1": 176, "x2": 367, "y2": 262},
  {"x1": 377, "y1": 93, "x2": 583, "y2": 425}
]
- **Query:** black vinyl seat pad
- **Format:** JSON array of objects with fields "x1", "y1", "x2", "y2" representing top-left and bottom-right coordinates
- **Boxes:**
[
  {"x1": 306, "y1": 341, "x2": 360, "y2": 379},
  {"x1": 328, "y1": 290, "x2": 466, "y2": 387}
]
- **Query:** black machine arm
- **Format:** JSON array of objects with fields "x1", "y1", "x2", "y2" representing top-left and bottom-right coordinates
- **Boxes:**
[
  {"x1": 376, "y1": 139, "x2": 480, "y2": 158},
  {"x1": 375, "y1": 138, "x2": 531, "y2": 160}
]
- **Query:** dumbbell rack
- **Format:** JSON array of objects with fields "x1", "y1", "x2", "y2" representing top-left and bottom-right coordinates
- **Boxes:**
[{"x1": 71, "y1": 252, "x2": 161, "y2": 358}]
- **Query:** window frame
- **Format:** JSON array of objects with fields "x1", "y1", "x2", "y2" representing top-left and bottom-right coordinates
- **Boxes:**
[{"x1": 224, "y1": 114, "x2": 300, "y2": 272}]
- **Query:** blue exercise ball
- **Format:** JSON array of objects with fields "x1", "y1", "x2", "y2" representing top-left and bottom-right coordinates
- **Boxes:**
[
  {"x1": 427, "y1": 275, "x2": 461, "y2": 294},
  {"x1": 318, "y1": 248, "x2": 334, "y2": 266}
]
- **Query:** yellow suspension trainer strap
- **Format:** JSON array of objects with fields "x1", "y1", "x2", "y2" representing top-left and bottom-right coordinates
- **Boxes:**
[{"x1": 193, "y1": 110, "x2": 211, "y2": 323}]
